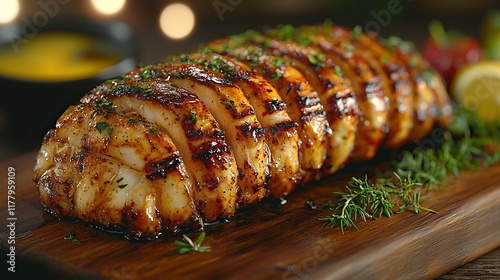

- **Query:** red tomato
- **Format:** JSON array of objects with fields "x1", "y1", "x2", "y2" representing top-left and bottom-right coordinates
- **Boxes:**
[{"x1": 422, "y1": 21, "x2": 482, "y2": 87}]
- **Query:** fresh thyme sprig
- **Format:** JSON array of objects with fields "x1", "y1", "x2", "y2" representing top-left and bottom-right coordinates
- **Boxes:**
[
  {"x1": 322, "y1": 107, "x2": 500, "y2": 233},
  {"x1": 321, "y1": 174, "x2": 432, "y2": 234},
  {"x1": 173, "y1": 232, "x2": 212, "y2": 254}
]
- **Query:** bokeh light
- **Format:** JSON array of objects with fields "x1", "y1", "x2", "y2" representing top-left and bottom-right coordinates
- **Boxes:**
[
  {"x1": 0, "y1": 0, "x2": 19, "y2": 24},
  {"x1": 90, "y1": 0, "x2": 126, "y2": 15},
  {"x1": 159, "y1": 3, "x2": 195, "y2": 39}
]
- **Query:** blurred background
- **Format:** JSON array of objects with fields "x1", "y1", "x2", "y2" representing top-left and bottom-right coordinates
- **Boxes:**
[{"x1": 1, "y1": 0, "x2": 500, "y2": 161}]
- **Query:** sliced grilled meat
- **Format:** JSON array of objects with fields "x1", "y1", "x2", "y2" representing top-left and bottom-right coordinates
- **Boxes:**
[
  {"x1": 206, "y1": 33, "x2": 359, "y2": 176},
  {"x1": 125, "y1": 63, "x2": 271, "y2": 206},
  {"x1": 265, "y1": 31, "x2": 389, "y2": 162},
  {"x1": 164, "y1": 53, "x2": 300, "y2": 199},
  {"x1": 81, "y1": 78, "x2": 239, "y2": 223},
  {"x1": 33, "y1": 22, "x2": 451, "y2": 240},
  {"x1": 309, "y1": 25, "x2": 414, "y2": 148},
  {"x1": 377, "y1": 36, "x2": 452, "y2": 139},
  {"x1": 34, "y1": 103, "x2": 202, "y2": 240}
]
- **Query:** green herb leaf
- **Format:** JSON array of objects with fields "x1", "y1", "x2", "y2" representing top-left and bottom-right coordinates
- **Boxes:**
[
  {"x1": 221, "y1": 100, "x2": 235, "y2": 107},
  {"x1": 341, "y1": 43, "x2": 354, "y2": 59},
  {"x1": 351, "y1": 25, "x2": 363, "y2": 40},
  {"x1": 272, "y1": 58, "x2": 285, "y2": 67},
  {"x1": 270, "y1": 68, "x2": 283, "y2": 79},
  {"x1": 189, "y1": 110, "x2": 198, "y2": 124},
  {"x1": 149, "y1": 127, "x2": 159, "y2": 136},
  {"x1": 334, "y1": 66, "x2": 343, "y2": 77},
  {"x1": 95, "y1": 122, "x2": 113, "y2": 139},
  {"x1": 173, "y1": 232, "x2": 212, "y2": 254},
  {"x1": 307, "y1": 54, "x2": 326, "y2": 68},
  {"x1": 141, "y1": 69, "x2": 152, "y2": 80},
  {"x1": 128, "y1": 117, "x2": 141, "y2": 124},
  {"x1": 94, "y1": 97, "x2": 115, "y2": 112}
]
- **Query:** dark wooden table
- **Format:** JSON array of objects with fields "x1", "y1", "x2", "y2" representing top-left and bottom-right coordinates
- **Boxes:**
[
  {"x1": 1, "y1": 152, "x2": 498, "y2": 279},
  {"x1": 1, "y1": 2, "x2": 499, "y2": 278},
  {"x1": 438, "y1": 247, "x2": 500, "y2": 279}
]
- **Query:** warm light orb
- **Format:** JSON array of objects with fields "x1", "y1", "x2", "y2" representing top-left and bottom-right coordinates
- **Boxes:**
[
  {"x1": 0, "y1": 0, "x2": 19, "y2": 24},
  {"x1": 91, "y1": 0, "x2": 126, "y2": 15},
  {"x1": 159, "y1": 3, "x2": 195, "y2": 39}
]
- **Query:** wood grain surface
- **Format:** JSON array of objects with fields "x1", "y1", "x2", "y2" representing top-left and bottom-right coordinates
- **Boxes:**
[{"x1": 1, "y1": 151, "x2": 499, "y2": 280}]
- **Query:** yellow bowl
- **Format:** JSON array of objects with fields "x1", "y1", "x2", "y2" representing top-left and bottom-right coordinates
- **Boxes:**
[{"x1": 0, "y1": 19, "x2": 137, "y2": 148}]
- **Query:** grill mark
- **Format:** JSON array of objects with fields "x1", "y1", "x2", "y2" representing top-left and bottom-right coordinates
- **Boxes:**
[
  {"x1": 191, "y1": 138, "x2": 232, "y2": 163},
  {"x1": 145, "y1": 154, "x2": 182, "y2": 180},
  {"x1": 237, "y1": 122, "x2": 266, "y2": 140},
  {"x1": 265, "y1": 99, "x2": 287, "y2": 114},
  {"x1": 89, "y1": 77, "x2": 235, "y2": 193},
  {"x1": 327, "y1": 94, "x2": 359, "y2": 120},
  {"x1": 364, "y1": 79, "x2": 385, "y2": 98},
  {"x1": 269, "y1": 120, "x2": 298, "y2": 136},
  {"x1": 297, "y1": 95, "x2": 321, "y2": 107},
  {"x1": 190, "y1": 137, "x2": 233, "y2": 190},
  {"x1": 224, "y1": 100, "x2": 256, "y2": 120},
  {"x1": 164, "y1": 65, "x2": 235, "y2": 87},
  {"x1": 296, "y1": 94, "x2": 324, "y2": 118},
  {"x1": 300, "y1": 110, "x2": 327, "y2": 122},
  {"x1": 99, "y1": 79, "x2": 197, "y2": 110},
  {"x1": 160, "y1": 65, "x2": 256, "y2": 121},
  {"x1": 190, "y1": 141, "x2": 232, "y2": 190}
]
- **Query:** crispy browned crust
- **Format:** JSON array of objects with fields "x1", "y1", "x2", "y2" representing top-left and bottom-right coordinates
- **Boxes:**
[{"x1": 33, "y1": 23, "x2": 450, "y2": 240}]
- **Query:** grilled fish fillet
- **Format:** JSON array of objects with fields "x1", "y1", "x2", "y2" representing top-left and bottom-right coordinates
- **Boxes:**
[{"x1": 33, "y1": 23, "x2": 451, "y2": 240}]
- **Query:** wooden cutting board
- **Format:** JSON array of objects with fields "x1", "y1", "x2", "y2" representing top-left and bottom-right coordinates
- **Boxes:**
[{"x1": 1, "y1": 151, "x2": 499, "y2": 280}]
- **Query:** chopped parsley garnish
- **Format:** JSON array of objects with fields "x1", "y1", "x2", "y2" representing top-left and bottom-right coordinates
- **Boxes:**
[
  {"x1": 95, "y1": 122, "x2": 113, "y2": 139},
  {"x1": 270, "y1": 68, "x2": 283, "y2": 79},
  {"x1": 409, "y1": 54, "x2": 420, "y2": 68},
  {"x1": 149, "y1": 127, "x2": 159, "y2": 136},
  {"x1": 128, "y1": 117, "x2": 141, "y2": 124},
  {"x1": 272, "y1": 57, "x2": 285, "y2": 67},
  {"x1": 334, "y1": 66, "x2": 343, "y2": 77},
  {"x1": 297, "y1": 36, "x2": 314, "y2": 46},
  {"x1": 421, "y1": 70, "x2": 437, "y2": 88},
  {"x1": 221, "y1": 100, "x2": 235, "y2": 107},
  {"x1": 380, "y1": 55, "x2": 390, "y2": 64},
  {"x1": 116, "y1": 177, "x2": 127, "y2": 189},
  {"x1": 94, "y1": 97, "x2": 115, "y2": 112},
  {"x1": 351, "y1": 25, "x2": 363, "y2": 40},
  {"x1": 341, "y1": 43, "x2": 354, "y2": 59},
  {"x1": 308, "y1": 53, "x2": 326, "y2": 68},
  {"x1": 189, "y1": 110, "x2": 198, "y2": 124},
  {"x1": 143, "y1": 87, "x2": 153, "y2": 97},
  {"x1": 140, "y1": 69, "x2": 152, "y2": 80}
]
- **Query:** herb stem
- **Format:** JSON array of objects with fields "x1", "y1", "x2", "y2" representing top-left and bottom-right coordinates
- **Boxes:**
[{"x1": 321, "y1": 107, "x2": 500, "y2": 233}]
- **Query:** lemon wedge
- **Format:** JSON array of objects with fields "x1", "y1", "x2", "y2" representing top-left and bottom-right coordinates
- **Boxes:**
[{"x1": 451, "y1": 61, "x2": 500, "y2": 122}]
